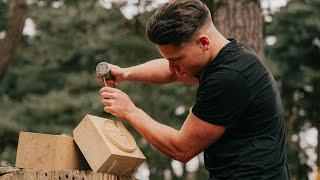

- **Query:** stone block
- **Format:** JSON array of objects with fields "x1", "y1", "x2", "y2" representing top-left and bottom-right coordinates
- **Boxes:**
[
  {"x1": 73, "y1": 114, "x2": 145, "y2": 176},
  {"x1": 15, "y1": 131, "x2": 88, "y2": 170}
]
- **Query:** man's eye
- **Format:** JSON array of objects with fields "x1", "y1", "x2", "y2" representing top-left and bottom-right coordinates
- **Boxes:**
[{"x1": 169, "y1": 58, "x2": 181, "y2": 61}]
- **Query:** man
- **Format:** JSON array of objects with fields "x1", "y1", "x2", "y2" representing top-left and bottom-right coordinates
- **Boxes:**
[{"x1": 99, "y1": 0, "x2": 290, "y2": 179}]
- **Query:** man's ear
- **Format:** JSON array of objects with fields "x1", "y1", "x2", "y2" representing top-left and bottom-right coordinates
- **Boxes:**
[{"x1": 197, "y1": 35, "x2": 210, "y2": 52}]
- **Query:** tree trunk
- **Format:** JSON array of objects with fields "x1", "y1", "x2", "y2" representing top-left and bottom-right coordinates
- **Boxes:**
[
  {"x1": 204, "y1": 0, "x2": 264, "y2": 60},
  {"x1": 0, "y1": 0, "x2": 27, "y2": 80}
]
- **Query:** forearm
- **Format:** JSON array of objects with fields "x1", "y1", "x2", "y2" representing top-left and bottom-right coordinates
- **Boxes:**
[
  {"x1": 125, "y1": 107, "x2": 190, "y2": 162},
  {"x1": 123, "y1": 59, "x2": 176, "y2": 84}
]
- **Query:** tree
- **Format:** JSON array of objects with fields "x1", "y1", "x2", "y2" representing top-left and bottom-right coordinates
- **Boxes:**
[
  {"x1": 6, "y1": 0, "x2": 314, "y2": 179},
  {"x1": 202, "y1": 0, "x2": 264, "y2": 60},
  {"x1": 0, "y1": 0, "x2": 27, "y2": 79},
  {"x1": 265, "y1": 0, "x2": 320, "y2": 179}
]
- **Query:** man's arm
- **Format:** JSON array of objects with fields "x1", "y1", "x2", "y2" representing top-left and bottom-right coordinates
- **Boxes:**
[
  {"x1": 126, "y1": 109, "x2": 225, "y2": 163},
  {"x1": 100, "y1": 86, "x2": 225, "y2": 163},
  {"x1": 119, "y1": 59, "x2": 198, "y2": 85}
]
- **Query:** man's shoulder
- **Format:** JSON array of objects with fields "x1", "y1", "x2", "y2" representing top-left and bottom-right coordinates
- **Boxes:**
[
  {"x1": 208, "y1": 50, "x2": 264, "y2": 82},
  {"x1": 201, "y1": 66, "x2": 247, "y2": 86}
]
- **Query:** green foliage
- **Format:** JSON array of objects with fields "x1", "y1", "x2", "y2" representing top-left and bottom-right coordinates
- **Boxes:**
[
  {"x1": 0, "y1": 0, "x2": 9, "y2": 31},
  {"x1": 265, "y1": 0, "x2": 320, "y2": 178},
  {"x1": 2, "y1": 0, "x2": 318, "y2": 178}
]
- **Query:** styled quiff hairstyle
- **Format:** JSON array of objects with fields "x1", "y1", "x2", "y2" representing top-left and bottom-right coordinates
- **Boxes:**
[{"x1": 146, "y1": 0, "x2": 212, "y2": 46}]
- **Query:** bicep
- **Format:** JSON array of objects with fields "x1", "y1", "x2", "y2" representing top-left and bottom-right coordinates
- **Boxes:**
[{"x1": 178, "y1": 111, "x2": 226, "y2": 159}]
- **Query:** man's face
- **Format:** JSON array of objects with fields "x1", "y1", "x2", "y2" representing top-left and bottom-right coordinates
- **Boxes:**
[{"x1": 156, "y1": 40, "x2": 208, "y2": 78}]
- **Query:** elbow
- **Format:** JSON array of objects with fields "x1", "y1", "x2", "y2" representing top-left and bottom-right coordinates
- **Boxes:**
[
  {"x1": 173, "y1": 150, "x2": 194, "y2": 164},
  {"x1": 168, "y1": 134, "x2": 195, "y2": 163},
  {"x1": 176, "y1": 157, "x2": 191, "y2": 164}
]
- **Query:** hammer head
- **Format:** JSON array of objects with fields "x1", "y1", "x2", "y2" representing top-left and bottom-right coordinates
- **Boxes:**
[{"x1": 96, "y1": 62, "x2": 112, "y2": 80}]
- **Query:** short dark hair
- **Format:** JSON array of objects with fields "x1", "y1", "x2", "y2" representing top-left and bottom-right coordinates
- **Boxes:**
[{"x1": 146, "y1": 0, "x2": 211, "y2": 46}]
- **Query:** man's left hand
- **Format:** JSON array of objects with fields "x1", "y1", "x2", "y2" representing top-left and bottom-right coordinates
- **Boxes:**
[{"x1": 99, "y1": 86, "x2": 137, "y2": 120}]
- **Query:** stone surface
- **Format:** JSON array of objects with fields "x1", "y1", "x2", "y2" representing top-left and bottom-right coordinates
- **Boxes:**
[
  {"x1": 73, "y1": 114, "x2": 146, "y2": 176},
  {"x1": 15, "y1": 131, "x2": 89, "y2": 170}
]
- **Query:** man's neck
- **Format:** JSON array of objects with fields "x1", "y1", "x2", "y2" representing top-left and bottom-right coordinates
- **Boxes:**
[{"x1": 209, "y1": 33, "x2": 230, "y2": 63}]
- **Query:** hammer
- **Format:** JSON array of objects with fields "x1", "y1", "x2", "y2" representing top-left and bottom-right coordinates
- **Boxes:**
[{"x1": 96, "y1": 62, "x2": 114, "y2": 87}]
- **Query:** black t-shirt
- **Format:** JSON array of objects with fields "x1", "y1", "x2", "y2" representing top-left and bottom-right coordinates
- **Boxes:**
[{"x1": 192, "y1": 40, "x2": 290, "y2": 179}]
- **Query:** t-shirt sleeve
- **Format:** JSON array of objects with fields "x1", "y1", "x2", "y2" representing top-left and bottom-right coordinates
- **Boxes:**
[{"x1": 192, "y1": 69, "x2": 250, "y2": 127}]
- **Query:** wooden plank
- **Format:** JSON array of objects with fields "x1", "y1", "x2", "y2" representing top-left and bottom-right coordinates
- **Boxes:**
[
  {"x1": 0, "y1": 167, "x2": 133, "y2": 180},
  {"x1": 36, "y1": 170, "x2": 51, "y2": 180}
]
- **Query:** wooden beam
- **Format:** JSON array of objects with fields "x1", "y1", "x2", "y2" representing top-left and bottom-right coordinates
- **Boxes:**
[{"x1": 0, "y1": 166, "x2": 134, "y2": 180}]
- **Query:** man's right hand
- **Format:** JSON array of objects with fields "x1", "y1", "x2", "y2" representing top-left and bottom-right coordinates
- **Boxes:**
[
  {"x1": 96, "y1": 64, "x2": 126, "y2": 87},
  {"x1": 109, "y1": 64, "x2": 126, "y2": 82}
]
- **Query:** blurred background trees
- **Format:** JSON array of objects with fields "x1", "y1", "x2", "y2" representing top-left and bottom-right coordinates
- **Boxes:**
[
  {"x1": 265, "y1": 0, "x2": 320, "y2": 179},
  {"x1": 0, "y1": 0, "x2": 200, "y2": 179},
  {"x1": 0, "y1": 0, "x2": 319, "y2": 179}
]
